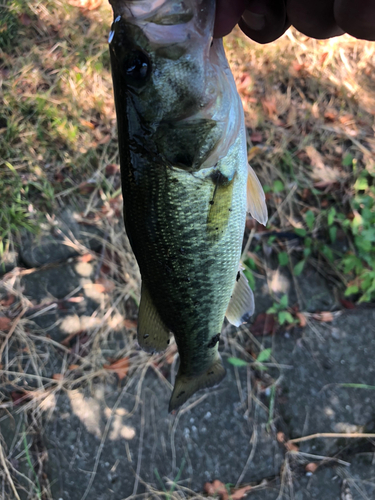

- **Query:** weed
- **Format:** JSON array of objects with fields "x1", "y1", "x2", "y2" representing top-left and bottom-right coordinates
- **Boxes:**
[
  {"x1": 228, "y1": 348, "x2": 272, "y2": 371},
  {"x1": 154, "y1": 459, "x2": 186, "y2": 500},
  {"x1": 267, "y1": 295, "x2": 295, "y2": 326},
  {"x1": 22, "y1": 427, "x2": 42, "y2": 499}
]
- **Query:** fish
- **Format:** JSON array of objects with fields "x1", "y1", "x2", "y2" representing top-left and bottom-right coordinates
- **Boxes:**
[{"x1": 108, "y1": 0, "x2": 268, "y2": 412}]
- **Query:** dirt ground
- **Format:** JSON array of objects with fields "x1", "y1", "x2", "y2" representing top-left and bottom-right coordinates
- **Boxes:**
[
  {"x1": 1, "y1": 1, "x2": 375, "y2": 499},
  {"x1": 1, "y1": 208, "x2": 375, "y2": 500}
]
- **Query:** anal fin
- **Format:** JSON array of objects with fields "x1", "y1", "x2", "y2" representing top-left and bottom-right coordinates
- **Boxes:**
[
  {"x1": 168, "y1": 354, "x2": 226, "y2": 412},
  {"x1": 137, "y1": 282, "x2": 170, "y2": 353},
  {"x1": 226, "y1": 269, "x2": 255, "y2": 327}
]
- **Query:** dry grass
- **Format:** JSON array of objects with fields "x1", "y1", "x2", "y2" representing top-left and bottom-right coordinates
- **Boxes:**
[{"x1": 1, "y1": 0, "x2": 375, "y2": 498}]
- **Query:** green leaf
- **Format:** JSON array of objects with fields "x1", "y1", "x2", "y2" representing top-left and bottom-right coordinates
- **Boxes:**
[
  {"x1": 354, "y1": 177, "x2": 368, "y2": 191},
  {"x1": 303, "y1": 247, "x2": 311, "y2": 258},
  {"x1": 322, "y1": 245, "x2": 334, "y2": 262},
  {"x1": 279, "y1": 294, "x2": 288, "y2": 308},
  {"x1": 345, "y1": 285, "x2": 359, "y2": 296},
  {"x1": 329, "y1": 226, "x2": 337, "y2": 243},
  {"x1": 278, "y1": 311, "x2": 294, "y2": 325},
  {"x1": 294, "y1": 260, "x2": 305, "y2": 276},
  {"x1": 267, "y1": 306, "x2": 278, "y2": 314},
  {"x1": 256, "y1": 348, "x2": 272, "y2": 363},
  {"x1": 263, "y1": 185, "x2": 271, "y2": 193},
  {"x1": 342, "y1": 153, "x2": 353, "y2": 167},
  {"x1": 273, "y1": 180, "x2": 284, "y2": 193},
  {"x1": 278, "y1": 252, "x2": 289, "y2": 266},
  {"x1": 227, "y1": 357, "x2": 248, "y2": 367},
  {"x1": 305, "y1": 210, "x2": 315, "y2": 230},
  {"x1": 294, "y1": 228, "x2": 307, "y2": 237},
  {"x1": 244, "y1": 257, "x2": 256, "y2": 270},
  {"x1": 339, "y1": 383, "x2": 375, "y2": 390},
  {"x1": 327, "y1": 207, "x2": 336, "y2": 226}
]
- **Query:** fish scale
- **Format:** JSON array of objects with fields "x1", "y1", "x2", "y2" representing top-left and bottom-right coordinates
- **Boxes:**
[
  {"x1": 125, "y1": 143, "x2": 247, "y2": 371},
  {"x1": 108, "y1": 0, "x2": 267, "y2": 411}
]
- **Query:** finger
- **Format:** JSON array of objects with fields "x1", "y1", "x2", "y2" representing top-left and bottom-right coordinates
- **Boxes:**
[
  {"x1": 214, "y1": 0, "x2": 248, "y2": 37},
  {"x1": 335, "y1": 0, "x2": 375, "y2": 40},
  {"x1": 239, "y1": 0, "x2": 291, "y2": 44},
  {"x1": 287, "y1": 0, "x2": 344, "y2": 39}
]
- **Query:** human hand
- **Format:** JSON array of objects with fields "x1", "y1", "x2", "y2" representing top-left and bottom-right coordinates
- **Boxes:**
[{"x1": 214, "y1": 0, "x2": 375, "y2": 43}]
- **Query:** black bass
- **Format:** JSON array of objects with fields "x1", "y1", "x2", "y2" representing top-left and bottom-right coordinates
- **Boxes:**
[{"x1": 108, "y1": 0, "x2": 267, "y2": 411}]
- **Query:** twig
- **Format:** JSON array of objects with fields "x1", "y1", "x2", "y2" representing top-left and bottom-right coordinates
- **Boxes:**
[
  {"x1": 132, "y1": 399, "x2": 145, "y2": 495},
  {"x1": 0, "y1": 308, "x2": 26, "y2": 359},
  {"x1": 0, "y1": 441, "x2": 21, "y2": 500},
  {"x1": 289, "y1": 432, "x2": 375, "y2": 444}
]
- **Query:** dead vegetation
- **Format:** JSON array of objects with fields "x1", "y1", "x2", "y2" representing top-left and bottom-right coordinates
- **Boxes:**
[{"x1": 1, "y1": 0, "x2": 375, "y2": 498}]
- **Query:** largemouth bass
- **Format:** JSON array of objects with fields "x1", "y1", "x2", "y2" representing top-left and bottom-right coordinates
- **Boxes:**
[{"x1": 108, "y1": 0, "x2": 267, "y2": 411}]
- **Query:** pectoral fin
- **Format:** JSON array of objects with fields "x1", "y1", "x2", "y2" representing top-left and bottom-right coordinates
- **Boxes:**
[
  {"x1": 137, "y1": 282, "x2": 170, "y2": 353},
  {"x1": 226, "y1": 269, "x2": 255, "y2": 327},
  {"x1": 247, "y1": 164, "x2": 268, "y2": 226},
  {"x1": 169, "y1": 354, "x2": 226, "y2": 412}
]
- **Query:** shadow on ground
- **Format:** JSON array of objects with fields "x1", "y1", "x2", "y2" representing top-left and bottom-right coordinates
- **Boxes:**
[{"x1": 1, "y1": 208, "x2": 375, "y2": 500}]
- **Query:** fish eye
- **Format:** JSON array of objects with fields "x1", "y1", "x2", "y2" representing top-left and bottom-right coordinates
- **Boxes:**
[{"x1": 123, "y1": 50, "x2": 151, "y2": 85}]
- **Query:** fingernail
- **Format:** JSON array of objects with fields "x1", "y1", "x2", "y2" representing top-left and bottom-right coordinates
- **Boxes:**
[{"x1": 242, "y1": 10, "x2": 266, "y2": 31}]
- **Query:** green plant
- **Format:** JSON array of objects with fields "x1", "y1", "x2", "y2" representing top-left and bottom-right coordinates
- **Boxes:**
[
  {"x1": 228, "y1": 348, "x2": 272, "y2": 371},
  {"x1": 22, "y1": 428, "x2": 42, "y2": 499},
  {"x1": 267, "y1": 295, "x2": 295, "y2": 326},
  {"x1": 339, "y1": 173, "x2": 375, "y2": 302},
  {"x1": 154, "y1": 459, "x2": 185, "y2": 500}
]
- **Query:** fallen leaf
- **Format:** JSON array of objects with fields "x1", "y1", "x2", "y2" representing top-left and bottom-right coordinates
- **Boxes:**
[
  {"x1": 52, "y1": 373, "x2": 64, "y2": 380},
  {"x1": 80, "y1": 118, "x2": 96, "y2": 129},
  {"x1": 305, "y1": 462, "x2": 318, "y2": 473},
  {"x1": 324, "y1": 109, "x2": 337, "y2": 122},
  {"x1": 261, "y1": 97, "x2": 277, "y2": 118},
  {"x1": 68, "y1": 0, "x2": 102, "y2": 10},
  {"x1": 277, "y1": 432, "x2": 286, "y2": 443},
  {"x1": 79, "y1": 253, "x2": 94, "y2": 263},
  {"x1": 237, "y1": 73, "x2": 253, "y2": 95},
  {"x1": 0, "y1": 316, "x2": 12, "y2": 332},
  {"x1": 105, "y1": 164, "x2": 119, "y2": 176},
  {"x1": 68, "y1": 364, "x2": 80, "y2": 370},
  {"x1": 231, "y1": 486, "x2": 252, "y2": 500},
  {"x1": 164, "y1": 344, "x2": 177, "y2": 364},
  {"x1": 295, "y1": 312, "x2": 307, "y2": 327},
  {"x1": 67, "y1": 296, "x2": 84, "y2": 303},
  {"x1": 250, "y1": 132, "x2": 263, "y2": 143},
  {"x1": 250, "y1": 313, "x2": 276, "y2": 336},
  {"x1": 312, "y1": 311, "x2": 334, "y2": 322},
  {"x1": 340, "y1": 298, "x2": 356, "y2": 310},
  {"x1": 19, "y1": 13, "x2": 32, "y2": 26},
  {"x1": 319, "y1": 52, "x2": 329, "y2": 66},
  {"x1": 285, "y1": 440, "x2": 299, "y2": 452},
  {"x1": 78, "y1": 181, "x2": 96, "y2": 195},
  {"x1": 247, "y1": 146, "x2": 262, "y2": 162},
  {"x1": 11, "y1": 391, "x2": 30, "y2": 405},
  {"x1": 204, "y1": 480, "x2": 228, "y2": 500},
  {"x1": 123, "y1": 319, "x2": 137, "y2": 329},
  {"x1": 0, "y1": 294, "x2": 15, "y2": 307},
  {"x1": 103, "y1": 357, "x2": 129, "y2": 380},
  {"x1": 292, "y1": 61, "x2": 306, "y2": 73},
  {"x1": 95, "y1": 277, "x2": 115, "y2": 293}
]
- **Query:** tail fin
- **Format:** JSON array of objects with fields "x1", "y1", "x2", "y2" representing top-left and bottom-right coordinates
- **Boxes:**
[{"x1": 168, "y1": 354, "x2": 226, "y2": 412}]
